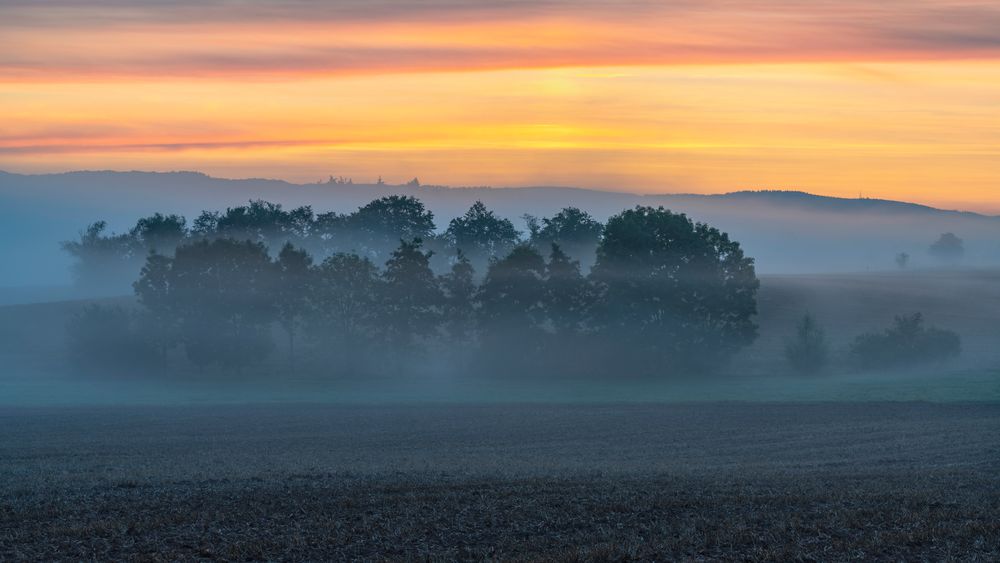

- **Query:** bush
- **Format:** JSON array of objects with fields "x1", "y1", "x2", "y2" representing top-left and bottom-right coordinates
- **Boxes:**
[
  {"x1": 850, "y1": 313, "x2": 960, "y2": 370},
  {"x1": 785, "y1": 313, "x2": 828, "y2": 374}
]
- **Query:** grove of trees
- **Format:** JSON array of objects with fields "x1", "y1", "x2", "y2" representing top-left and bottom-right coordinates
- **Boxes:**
[{"x1": 65, "y1": 197, "x2": 762, "y2": 377}]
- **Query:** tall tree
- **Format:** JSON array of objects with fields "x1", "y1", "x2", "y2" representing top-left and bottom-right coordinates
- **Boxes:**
[
  {"x1": 477, "y1": 245, "x2": 547, "y2": 367},
  {"x1": 132, "y1": 251, "x2": 179, "y2": 359},
  {"x1": 379, "y1": 239, "x2": 444, "y2": 356},
  {"x1": 274, "y1": 243, "x2": 314, "y2": 369},
  {"x1": 306, "y1": 253, "x2": 381, "y2": 372},
  {"x1": 531, "y1": 207, "x2": 603, "y2": 271},
  {"x1": 312, "y1": 211, "x2": 351, "y2": 257},
  {"x1": 135, "y1": 238, "x2": 277, "y2": 370},
  {"x1": 591, "y1": 206, "x2": 759, "y2": 374},
  {"x1": 544, "y1": 244, "x2": 589, "y2": 336},
  {"x1": 130, "y1": 213, "x2": 187, "y2": 255},
  {"x1": 345, "y1": 196, "x2": 436, "y2": 262},
  {"x1": 439, "y1": 250, "x2": 478, "y2": 345},
  {"x1": 213, "y1": 200, "x2": 313, "y2": 251},
  {"x1": 446, "y1": 201, "x2": 521, "y2": 273}
]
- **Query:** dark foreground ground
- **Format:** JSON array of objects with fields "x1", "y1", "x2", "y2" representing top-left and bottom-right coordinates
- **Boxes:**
[{"x1": 2, "y1": 403, "x2": 999, "y2": 561}]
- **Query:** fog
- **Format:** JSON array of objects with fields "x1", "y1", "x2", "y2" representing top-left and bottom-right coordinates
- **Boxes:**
[
  {"x1": 2, "y1": 170, "x2": 1000, "y2": 292},
  {"x1": 0, "y1": 180, "x2": 997, "y2": 407},
  {"x1": 4, "y1": 172, "x2": 999, "y2": 560}
]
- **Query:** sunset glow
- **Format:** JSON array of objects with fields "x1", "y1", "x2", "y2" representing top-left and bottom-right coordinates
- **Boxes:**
[{"x1": 3, "y1": 1, "x2": 1000, "y2": 210}]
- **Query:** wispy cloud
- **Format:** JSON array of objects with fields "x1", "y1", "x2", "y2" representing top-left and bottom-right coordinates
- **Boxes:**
[
  {"x1": 3, "y1": 1, "x2": 1000, "y2": 80},
  {"x1": 3, "y1": 1, "x2": 1000, "y2": 209}
]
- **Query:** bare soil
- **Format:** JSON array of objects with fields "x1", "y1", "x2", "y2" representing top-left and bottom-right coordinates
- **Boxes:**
[{"x1": 2, "y1": 403, "x2": 998, "y2": 561}]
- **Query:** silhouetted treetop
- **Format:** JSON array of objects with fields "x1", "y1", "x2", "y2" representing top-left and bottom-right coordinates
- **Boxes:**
[
  {"x1": 591, "y1": 206, "x2": 758, "y2": 372},
  {"x1": 71, "y1": 196, "x2": 762, "y2": 377},
  {"x1": 380, "y1": 238, "x2": 444, "y2": 351},
  {"x1": 446, "y1": 201, "x2": 521, "y2": 270},
  {"x1": 130, "y1": 213, "x2": 186, "y2": 253},
  {"x1": 529, "y1": 207, "x2": 603, "y2": 270},
  {"x1": 346, "y1": 196, "x2": 436, "y2": 260}
]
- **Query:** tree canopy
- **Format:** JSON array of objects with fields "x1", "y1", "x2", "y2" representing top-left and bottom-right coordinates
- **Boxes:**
[
  {"x1": 591, "y1": 206, "x2": 759, "y2": 372},
  {"x1": 68, "y1": 197, "x2": 762, "y2": 377}
]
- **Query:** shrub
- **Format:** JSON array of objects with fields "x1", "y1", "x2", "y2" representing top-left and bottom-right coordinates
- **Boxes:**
[
  {"x1": 785, "y1": 313, "x2": 828, "y2": 374},
  {"x1": 850, "y1": 313, "x2": 960, "y2": 369}
]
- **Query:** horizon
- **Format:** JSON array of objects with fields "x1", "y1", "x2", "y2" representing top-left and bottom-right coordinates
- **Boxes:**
[
  {"x1": 4, "y1": 1, "x2": 1000, "y2": 212},
  {"x1": 3, "y1": 3, "x2": 1000, "y2": 558},
  {"x1": 3, "y1": 167, "x2": 997, "y2": 216}
]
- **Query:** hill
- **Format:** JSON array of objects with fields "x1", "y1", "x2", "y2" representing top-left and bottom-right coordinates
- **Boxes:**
[{"x1": 2, "y1": 170, "x2": 999, "y2": 287}]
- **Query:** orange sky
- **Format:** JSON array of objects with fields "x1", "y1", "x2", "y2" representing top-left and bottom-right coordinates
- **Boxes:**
[{"x1": 2, "y1": 1, "x2": 1000, "y2": 211}]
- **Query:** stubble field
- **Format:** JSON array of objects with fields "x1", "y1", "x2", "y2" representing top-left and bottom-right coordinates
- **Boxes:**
[{"x1": 2, "y1": 402, "x2": 998, "y2": 561}]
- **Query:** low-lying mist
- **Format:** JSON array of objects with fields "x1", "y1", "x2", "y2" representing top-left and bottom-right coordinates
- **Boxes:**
[{"x1": 1, "y1": 193, "x2": 996, "y2": 407}]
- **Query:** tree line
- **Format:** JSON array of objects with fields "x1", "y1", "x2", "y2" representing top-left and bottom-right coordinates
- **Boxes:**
[{"x1": 65, "y1": 197, "x2": 760, "y2": 377}]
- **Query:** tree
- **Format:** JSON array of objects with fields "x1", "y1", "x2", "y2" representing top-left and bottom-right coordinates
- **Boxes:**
[
  {"x1": 477, "y1": 245, "x2": 547, "y2": 367},
  {"x1": 306, "y1": 253, "x2": 381, "y2": 372},
  {"x1": 590, "y1": 206, "x2": 759, "y2": 374},
  {"x1": 895, "y1": 252, "x2": 910, "y2": 270},
  {"x1": 345, "y1": 196, "x2": 436, "y2": 262},
  {"x1": 929, "y1": 233, "x2": 964, "y2": 264},
  {"x1": 541, "y1": 244, "x2": 594, "y2": 374},
  {"x1": 132, "y1": 251, "x2": 179, "y2": 359},
  {"x1": 61, "y1": 221, "x2": 139, "y2": 293},
  {"x1": 439, "y1": 250, "x2": 478, "y2": 345},
  {"x1": 446, "y1": 201, "x2": 521, "y2": 273},
  {"x1": 784, "y1": 313, "x2": 828, "y2": 374},
  {"x1": 130, "y1": 213, "x2": 187, "y2": 254},
  {"x1": 213, "y1": 200, "x2": 313, "y2": 251},
  {"x1": 64, "y1": 213, "x2": 190, "y2": 294},
  {"x1": 379, "y1": 239, "x2": 444, "y2": 355},
  {"x1": 531, "y1": 207, "x2": 603, "y2": 271},
  {"x1": 543, "y1": 244, "x2": 589, "y2": 336},
  {"x1": 850, "y1": 313, "x2": 961, "y2": 370},
  {"x1": 135, "y1": 238, "x2": 277, "y2": 370},
  {"x1": 312, "y1": 211, "x2": 351, "y2": 256},
  {"x1": 190, "y1": 210, "x2": 221, "y2": 238},
  {"x1": 274, "y1": 243, "x2": 314, "y2": 369}
]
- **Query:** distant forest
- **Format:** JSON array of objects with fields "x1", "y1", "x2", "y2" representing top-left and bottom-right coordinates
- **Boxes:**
[{"x1": 63, "y1": 197, "x2": 761, "y2": 376}]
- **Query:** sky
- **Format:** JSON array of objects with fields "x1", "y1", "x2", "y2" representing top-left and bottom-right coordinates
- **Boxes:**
[{"x1": 2, "y1": 0, "x2": 1000, "y2": 211}]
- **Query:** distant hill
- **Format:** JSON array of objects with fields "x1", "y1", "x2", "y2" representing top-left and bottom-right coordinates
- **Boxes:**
[{"x1": 1, "y1": 170, "x2": 998, "y2": 287}]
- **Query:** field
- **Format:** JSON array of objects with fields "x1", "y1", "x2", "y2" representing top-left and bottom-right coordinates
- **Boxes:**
[
  {"x1": 2, "y1": 402, "x2": 999, "y2": 560},
  {"x1": 1, "y1": 271, "x2": 998, "y2": 560}
]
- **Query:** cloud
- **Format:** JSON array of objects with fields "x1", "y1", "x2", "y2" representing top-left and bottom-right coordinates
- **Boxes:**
[
  {"x1": 3, "y1": 1, "x2": 1000, "y2": 80},
  {"x1": 0, "y1": 139, "x2": 341, "y2": 154}
]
